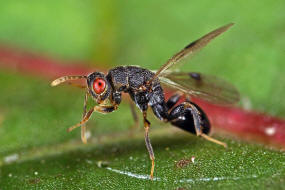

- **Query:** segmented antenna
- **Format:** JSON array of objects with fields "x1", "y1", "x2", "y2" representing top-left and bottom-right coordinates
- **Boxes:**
[{"x1": 51, "y1": 75, "x2": 87, "y2": 86}]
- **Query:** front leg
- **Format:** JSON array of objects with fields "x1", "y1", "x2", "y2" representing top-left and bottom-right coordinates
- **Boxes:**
[
  {"x1": 67, "y1": 104, "x2": 118, "y2": 133},
  {"x1": 81, "y1": 91, "x2": 89, "y2": 144},
  {"x1": 143, "y1": 111, "x2": 155, "y2": 180}
]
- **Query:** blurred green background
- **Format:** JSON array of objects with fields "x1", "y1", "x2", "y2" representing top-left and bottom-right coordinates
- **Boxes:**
[{"x1": 0, "y1": 1, "x2": 285, "y2": 189}]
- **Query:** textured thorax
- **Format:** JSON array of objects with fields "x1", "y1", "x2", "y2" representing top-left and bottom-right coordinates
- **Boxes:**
[
  {"x1": 106, "y1": 66, "x2": 156, "y2": 92},
  {"x1": 106, "y1": 66, "x2": 166, "y2": 111},
  {"x1": 106, "y1": 66, "x2": 129, "y2": 92}
]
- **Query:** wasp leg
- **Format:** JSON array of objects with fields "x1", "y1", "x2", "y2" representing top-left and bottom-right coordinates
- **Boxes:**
[
  {"x1": 67, "y1": 105, "x2": 118, "y2": 132},
  {"x1": 81, "y1": 91, "x2": 89, "y2": 144},
  {"x1": 166, "y1": 93, "x2": 183, "y2": 110},
  {"x1": 129, "y1": 101, "x2": 140, "y2": 129},
  {"x1": 183, "y1": 102, "x2": 227, "y2": 148},
  {"x1": 143, "y1": 111, "x2": 155, "y2": 180},
  {"x1": 183, "y1": 102, "x2": 203, "y2": 136}
]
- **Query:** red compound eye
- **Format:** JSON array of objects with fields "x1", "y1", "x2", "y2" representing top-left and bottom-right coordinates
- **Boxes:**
[{"x1": 93, "y1": 78, "x2": 106, "y2": 94}]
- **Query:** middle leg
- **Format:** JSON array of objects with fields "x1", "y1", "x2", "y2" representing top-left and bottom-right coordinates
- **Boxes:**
[
  {"x1": 129, "y1": 100, "x2": 140, "y2": 130},
  {"x1": 143, "y1": 111, "x2": 155, "y2": 180}
]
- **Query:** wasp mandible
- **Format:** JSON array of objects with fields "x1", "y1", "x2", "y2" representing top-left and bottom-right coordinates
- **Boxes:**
[{"x1": 51, "y1": 23, "x2": 239, "y2": 179}]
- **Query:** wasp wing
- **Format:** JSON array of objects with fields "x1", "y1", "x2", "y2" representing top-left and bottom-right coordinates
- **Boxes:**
[
  {"x1": 159, "y1": 72, "x2": 239, "y2": 105},
  {"x1": 152, "y1": 23, "x2": 234, "y2": 80}
]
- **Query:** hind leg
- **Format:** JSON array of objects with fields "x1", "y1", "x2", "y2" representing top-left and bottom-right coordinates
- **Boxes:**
[
  {"x1": 169, "y1": 101, "x2": 227, "y2": 148},
  {"x1": 185, "y1": 102, "x2": 227, "y2": 147}
]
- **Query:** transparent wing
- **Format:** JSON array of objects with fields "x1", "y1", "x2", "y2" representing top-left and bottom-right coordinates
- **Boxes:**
[
  {"x1": 159, "y1": 72, "x2": 240, "y2": 105},
  {"x1": 152, "y1": 23, "x2": 234, "y2": 80}
]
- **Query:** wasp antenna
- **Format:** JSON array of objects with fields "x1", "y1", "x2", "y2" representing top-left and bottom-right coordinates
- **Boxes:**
[{"x1": 51, "y1": 75, "x2": 87, "y2": 87}]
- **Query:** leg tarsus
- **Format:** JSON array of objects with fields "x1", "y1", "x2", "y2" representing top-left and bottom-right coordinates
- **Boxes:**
[
  {"x1": 151, "y1": 157, "x2": 155, "y2": 180},
  {"x1": 81, "y1": 91, "x2": 89, "y2": 144},
  {"x1": 200, "y1": 133, "x2": 227, "y2": 148},
  {"x1": 143, "y1": 111, "x2": 155, "y2": 180}
]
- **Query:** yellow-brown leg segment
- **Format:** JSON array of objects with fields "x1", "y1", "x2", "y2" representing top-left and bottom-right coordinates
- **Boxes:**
[
  {"x1": 67, "y1": 104, "x2": 118, "y2": 133},
  {"x1": 184, "y1": 102, "x2": 227, "y2": 148},
  {"x1": 67, "y1": 108, "x2": 94, "y2": 132},
  {"x1": 81, "y1": 91, "x2": 89, "y2": 144},
  {"x1": 129, "y1": 101, "x2": 140, "y2": 129},
  {"x1": 143, "y1": 111, "x2": 155, "y2": 180},
  {"x1": 200, "y1": 133, "x2": 227, "y2": 148}
]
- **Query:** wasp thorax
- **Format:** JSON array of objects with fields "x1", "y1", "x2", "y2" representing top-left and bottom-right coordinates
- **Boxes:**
[{"x1": 87, "y1": 72, "x2": 111, "y2": 103}]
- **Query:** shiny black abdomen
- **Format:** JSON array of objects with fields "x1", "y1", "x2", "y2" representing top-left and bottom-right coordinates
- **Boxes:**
[{"x1": 168, "y1": 102, "x2": 210, "y2": 134}]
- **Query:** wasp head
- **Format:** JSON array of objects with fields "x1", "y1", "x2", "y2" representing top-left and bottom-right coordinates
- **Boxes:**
[{"x1": 51, "y1": 72, "x2": 112, "y2": 104}]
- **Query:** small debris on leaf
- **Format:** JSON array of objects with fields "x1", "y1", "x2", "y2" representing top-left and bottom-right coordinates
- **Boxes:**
[
  {"x1": 176, "y1": 156, "x2": 196, "y2": 168},
  {"x1": 191, "y1": 156, "x2": 195, "y2": 163},
  {"x1": 97, "y1": 161, "x2": 110, "y2": 168},
  {"x1": 28, "y1": 178, "x2": 41, "y2": 184},
  {"x1": 4, "y1": 153, "x2": 19, "y2": 164}
]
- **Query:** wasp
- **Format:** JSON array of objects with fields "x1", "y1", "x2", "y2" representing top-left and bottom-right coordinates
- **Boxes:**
[{"x1": 51, "y1": 23, "x2": 239, "y2": 179}]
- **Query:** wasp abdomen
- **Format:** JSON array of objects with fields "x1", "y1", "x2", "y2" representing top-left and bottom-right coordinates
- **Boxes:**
[{"x1": 168, "y1": 102, "x2": 211, "y2": 135}]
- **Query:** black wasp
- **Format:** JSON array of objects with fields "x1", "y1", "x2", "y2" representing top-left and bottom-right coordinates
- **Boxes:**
[{"x1": 51, "y1": 23, "x2": 239, "y2": 179}]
